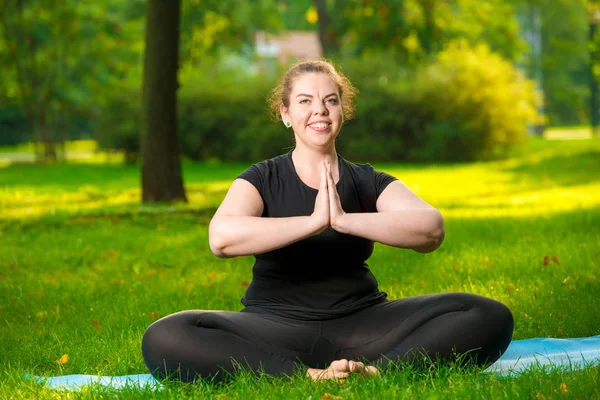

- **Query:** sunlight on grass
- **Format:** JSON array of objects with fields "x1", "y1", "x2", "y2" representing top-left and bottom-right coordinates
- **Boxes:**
[
  {"x1": 0, "y1": 137, "x2": 598, "y2": 221},
  {"x1": 0, "y1": 183, "x2": 229, "y2": 219}
]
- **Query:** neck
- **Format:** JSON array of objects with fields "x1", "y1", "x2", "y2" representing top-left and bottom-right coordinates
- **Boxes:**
[{"x1": 291, "y1": 145, "x2": 337, "y2": 171}]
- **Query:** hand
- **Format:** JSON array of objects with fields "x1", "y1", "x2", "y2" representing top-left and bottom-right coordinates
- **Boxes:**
[
  {"x1": 326, "y1": 161, "x2": 346, "y2": 231},
  {"x1": 311, "y1": 161, "x2": 330, "y2": 234},
  {"x1": 307, "y1": 359, "x2": 380, "y2": 381}
]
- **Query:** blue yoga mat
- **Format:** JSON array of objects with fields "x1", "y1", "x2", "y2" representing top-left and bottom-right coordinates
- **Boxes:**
[{"x1": 29, "y1": 335, "x2": 600, "y2": 391}]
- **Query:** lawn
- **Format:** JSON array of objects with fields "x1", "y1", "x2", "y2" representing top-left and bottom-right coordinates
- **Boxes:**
[{"x1": 1, "y1": 137, "x2": 599, "y2": 399}]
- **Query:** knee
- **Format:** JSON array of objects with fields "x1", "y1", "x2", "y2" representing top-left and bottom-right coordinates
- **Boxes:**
[
  {"x1": 457, "y1": 293, "x2": 514, "y2": 336},
  {"x1": 485, "y1": 297, "x2": 514, "y2": 332},
  {"x1": 141, "y1": 317, "x2": 170, "y2": 369}
]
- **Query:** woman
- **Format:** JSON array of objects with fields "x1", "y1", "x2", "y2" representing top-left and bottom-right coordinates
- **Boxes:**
[{"x1": 142, "y1": 60, "x2": 514, "y2": 383}]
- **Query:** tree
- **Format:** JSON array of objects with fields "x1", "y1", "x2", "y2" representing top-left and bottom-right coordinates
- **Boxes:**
[
  {"x1": 0, "y1": 0, "x2": 143, "y2": 161},
  {"x1": 140, "y1": 0, "x2": 187, "y2": 203}
]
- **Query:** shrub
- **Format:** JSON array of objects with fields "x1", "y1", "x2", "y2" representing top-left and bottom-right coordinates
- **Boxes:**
[
  {"x1": 95, "y1": 45, "x2": 542, "y2": 164},
  {"x1": 408, "y1": 40, "x2": 543, "y2": 161},
  {"x1": 95, "y1": 90, "x2": 141, "y2": 163}
]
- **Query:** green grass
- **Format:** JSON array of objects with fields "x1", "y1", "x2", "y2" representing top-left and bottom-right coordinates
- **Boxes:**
[{"x1": 1, "y1": 137, "x2": 599, "y2": 399}]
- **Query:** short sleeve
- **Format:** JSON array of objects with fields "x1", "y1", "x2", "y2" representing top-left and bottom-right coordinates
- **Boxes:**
[
  {"x1": 236, "y1": 163, "x2": 266, "y2": 195},
  {"x1": 373, "y1": 168, "x2": 397, "y2": 198}
]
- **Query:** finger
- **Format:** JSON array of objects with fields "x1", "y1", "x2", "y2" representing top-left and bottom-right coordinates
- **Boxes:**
[
  {"x1": 349, "y1": 361, "x2": 365, "y2": 373},
  {"x1": 320, "y1": 161, "x2": 328, "y2": 191},
  {"x1": 332, "y1": 359, "x2": 350, "y2": 372},
  {"x1": 365, "y1": 366, "x2": 380, "y2": 376},
  {"x1": 333, "y1": 372, "x2": 349, "y2": 380}
]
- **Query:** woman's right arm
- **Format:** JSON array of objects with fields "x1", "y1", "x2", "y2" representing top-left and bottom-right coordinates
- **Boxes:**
[{"x1": 208, "y1": 176, "x2": 329, "y2": 258}]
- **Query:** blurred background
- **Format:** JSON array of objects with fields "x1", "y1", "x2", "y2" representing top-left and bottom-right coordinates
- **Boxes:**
[{"x1": 0, "y1": 0, "x2": 597, "y2": 167}]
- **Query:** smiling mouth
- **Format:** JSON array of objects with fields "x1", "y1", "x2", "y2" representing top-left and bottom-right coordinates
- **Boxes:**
[{"x1": 309, "y1": 122, "x2": 331, "y2": 129}]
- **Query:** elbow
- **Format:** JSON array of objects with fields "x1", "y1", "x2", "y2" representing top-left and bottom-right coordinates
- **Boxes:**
[
  {"x1": 209, "y1": 235, "x2": 229, "y2": 258},
  {"x1": 414, "y1": 211, "x2": 445, "y2": 254},
  {"x1": 208, "y1": 220, "x2": 234, "y2": 258}
]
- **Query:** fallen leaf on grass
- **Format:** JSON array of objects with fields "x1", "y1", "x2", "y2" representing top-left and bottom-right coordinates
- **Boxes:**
[
  {"x1": 506, "y1": 284, "x2": 515, "y2": 293},
  {"x1": 562, "y1": 276, "x2": 571, "y2": 285},
  {"x1": 241, "y1": 281, "x2": 249, "y2": 287},
  {"x1": 92, "y1": 319, "x2": 100, "y2": 331},
  {"x1": 543, "y1": 255, "x2": 560, "y2": 267},
  {"x1": 559, "y1": 382, "x2": 568, "y2": 394},
  {"x1": 322, "y1": 394, "x2": 344, "y2": 400},
  {"x1": 535, "y1": 393, "x2": 546, "y2": 400},
  {"x1": 56, "y1": 354, "x2": 69, "y2": 365},
  {"x1": 148, "y1": 311, "x2": 162, "y2": 320}
]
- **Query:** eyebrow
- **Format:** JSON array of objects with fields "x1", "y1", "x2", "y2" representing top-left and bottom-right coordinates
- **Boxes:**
[{"x1": 296, "y1": 93, "x2": 338, "y2": 98}]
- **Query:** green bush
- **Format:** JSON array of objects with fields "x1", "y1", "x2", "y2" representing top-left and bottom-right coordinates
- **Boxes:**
[
  {"x1": 408, "y1": 40, "x2": 543, "y2": 161},
  {"x1": 95, "y1": 90, "x2": 141, "y2": 163},
  {"x1": 96, "y1": 45, "x2": 542, "y2": 163},
  {"x1": 95, "y1": 67, "x2": 294, "y2": 163}
]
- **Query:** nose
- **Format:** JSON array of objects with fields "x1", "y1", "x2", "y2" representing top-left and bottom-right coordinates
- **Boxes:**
[{"x1": 313, "y1": 100, "x2": 329, "y2": 116}]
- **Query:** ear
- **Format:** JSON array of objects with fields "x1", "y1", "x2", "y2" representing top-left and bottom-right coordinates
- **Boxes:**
[{"x1": 280, "y1": 104, "x2": 290, "y2": 128}]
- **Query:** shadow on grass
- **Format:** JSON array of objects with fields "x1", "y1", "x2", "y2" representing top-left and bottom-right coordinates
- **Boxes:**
[
  {"x1": 0, "y1": 161, "x2": 248, "y2": 190},
  {"x1": 503, "y1": 150, "x2": 600, "y2": 187},
  {"x1": 0, "y1": 205, "x2": 219, "y2": 232}
]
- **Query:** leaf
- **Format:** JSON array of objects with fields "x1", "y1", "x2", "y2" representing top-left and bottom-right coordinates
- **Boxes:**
[
  {"x1": 322, "y1": 394, "x2": 343, "y2": 400},
  {"x1": 147, "y1": 311, "x2": 162, "y2": 320},
  {"x1": 559, "y1": 382, "x2": 568, "y2": 394},
  {"x1": 562, "y1": 276, "x2": 571, "y2": 284},
  {"x1": 543, "y1": 256, "x2": 549, "y2": 266},
  {"x1": 551, "y1": 256, "x2": 560, "y2": 265},
  {"x1": 241, "y1": 281, "x2": 249, "y2": 287},
  {"x1": 56, "y1": 354, "x2": 69, "y2": 365},
  {"x1": 92, "y1": 319, "x2": 100, "y2": 331}
]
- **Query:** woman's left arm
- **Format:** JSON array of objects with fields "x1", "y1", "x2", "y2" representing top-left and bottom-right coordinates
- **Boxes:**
[{"x1": 330, "y1": 179, "x2": 445, "y2": 253}]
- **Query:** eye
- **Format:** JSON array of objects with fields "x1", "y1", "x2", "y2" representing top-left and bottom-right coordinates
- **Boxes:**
[
  {"x1": 299, "y1": 99, "x2": 310, "y2": 104},
  {"x1": 327, "y1": 98, "x2": 339, "y2": 105}
]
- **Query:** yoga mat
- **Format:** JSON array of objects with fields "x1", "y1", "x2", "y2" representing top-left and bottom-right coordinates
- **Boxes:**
[{"x1": 29, "y1": 335, "x2": 600, "y2": 391}]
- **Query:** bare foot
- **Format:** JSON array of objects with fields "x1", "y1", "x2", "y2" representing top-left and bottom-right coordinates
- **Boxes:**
[{"x1": 307, "y1": 359, "x2": 380, "y2": 381}]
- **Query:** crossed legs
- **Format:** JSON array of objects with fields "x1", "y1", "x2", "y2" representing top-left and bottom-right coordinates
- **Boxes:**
[{"x1": 141, "y1": 292, "x2": 513, "y2": 383}]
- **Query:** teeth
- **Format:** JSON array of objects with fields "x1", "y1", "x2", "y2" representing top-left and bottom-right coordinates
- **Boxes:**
[{"x1": 311, "y1": 123, "x2": 329, "y2": 129}]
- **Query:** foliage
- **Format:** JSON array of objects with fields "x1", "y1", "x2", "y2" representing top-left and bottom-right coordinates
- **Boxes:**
[
  {"x1": 180, "y1": 0, "x2": 281, "y2": 63},
  {"x1": 409, "y1": 41, "x2": 542, "y2": 161},
  {"x1": 96, "y1": 44, "x2": 541, "y2": 163},
  {"x1": 514, "y1": 0, "x2": 589, "y2": 126},
  {"x1": 96, "y1": 62, "x2": 289, "y2": 162},
  {"x1": 0, "y1": 0, "x2": 145, "y2": 160},
  {"x1": 291, "y1": 0, "x2": 525, "y2": 63},
  {"x1": 1, "y1": 138, "x2": 599, "y2": 397}
]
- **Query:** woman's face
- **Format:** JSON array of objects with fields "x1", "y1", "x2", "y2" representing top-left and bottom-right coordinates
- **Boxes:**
[{"x1": 280, "y1": 72, "x2": 343, "y2": 150}]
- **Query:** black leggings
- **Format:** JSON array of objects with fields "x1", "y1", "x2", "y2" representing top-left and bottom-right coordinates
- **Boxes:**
[{"x1": 141, "y1": 292, "x2": 513, "y2": 383}]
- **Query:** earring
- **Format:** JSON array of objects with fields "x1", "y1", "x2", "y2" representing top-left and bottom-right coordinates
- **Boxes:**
[{"x1": 286, "y1": 121, "x2": 291, "y2": 127}]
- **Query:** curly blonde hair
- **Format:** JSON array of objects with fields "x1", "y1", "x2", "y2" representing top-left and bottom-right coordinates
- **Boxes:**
[{"x1": 267, "y1": 59, "x2": 359, "y2": 122}]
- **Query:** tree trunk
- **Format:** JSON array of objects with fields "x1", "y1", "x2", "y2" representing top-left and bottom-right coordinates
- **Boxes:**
[
  {"x1": 141, "y1": 0, "x2": 187, "y2": 203},
  {"x1": 38, "y1": 108, "x2": 56, "y2": 163},
  {"x1": 312, "y1": 0, "x2": 339, "y2": 56},
  {"x1": 421, "y1": 0, "x2": 435, "y2": 55}
]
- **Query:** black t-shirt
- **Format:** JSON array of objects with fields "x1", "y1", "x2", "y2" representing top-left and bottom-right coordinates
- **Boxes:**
[{"x1": 237, "y1": 150, "x2": 397, "y2": 320}]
